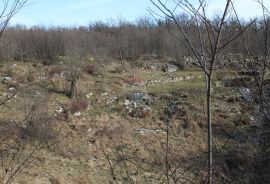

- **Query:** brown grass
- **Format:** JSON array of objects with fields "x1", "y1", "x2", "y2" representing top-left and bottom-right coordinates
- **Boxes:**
[{"x1": 69, "y1": 98, "x2": 88, "y2": 113}]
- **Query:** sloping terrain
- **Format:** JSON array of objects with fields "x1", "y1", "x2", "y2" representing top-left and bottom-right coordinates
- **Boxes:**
[{"x1": 0, "y1": 59, "x2": 266, "y2": 183}]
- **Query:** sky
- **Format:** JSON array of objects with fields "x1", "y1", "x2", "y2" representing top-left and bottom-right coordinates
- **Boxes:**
[{"x1": 7, "y1": 0, "x2": 270, "y2": 27}]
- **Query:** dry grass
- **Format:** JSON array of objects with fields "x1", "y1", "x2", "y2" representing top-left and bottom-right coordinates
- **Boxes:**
[
  {"x1": 0, "y1": 60, "x2": 257, "y2": 183},
  {"x1": 69, "y1": 98, "x2": 88, "y2": 113}
]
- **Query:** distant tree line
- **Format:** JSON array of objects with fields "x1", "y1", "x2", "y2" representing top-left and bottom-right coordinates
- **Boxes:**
[{"x1": 0, "y1": 15, "x2": 269, "y2": 64}]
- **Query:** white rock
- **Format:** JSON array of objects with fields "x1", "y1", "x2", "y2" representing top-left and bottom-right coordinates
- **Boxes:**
[
  {"x1": 34, "y1": 91, "x2": 41, "y2": 97},
  {"x1": 11, "y1": 64, "x2": 17, "y2": 68},
  {"x1": 8, "y1": 87, "x2": 16, "y2": 91},
  {"x1": 55, "y1": 107, "x2": 64, "y2": 113},
  {"x1": 74, "y1": 112, "x2": 81, "y2": 117},
  {"x1": 102, "y1": 92, "x2": 108, "y2": 96},
  {"x1": 3, "y1": 77, "x2": 12, "y2": 81},
  {"x1": 124, "y1": 100, "x2": 131, "y2": 106},
  {"x1": 86, "y1": 93, "x2": 93, "y2": 99}
]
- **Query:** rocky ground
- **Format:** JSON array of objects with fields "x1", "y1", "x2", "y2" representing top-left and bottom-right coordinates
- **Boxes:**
[{"x1": 0, "y1": 59, "x2": 267, "y2": 183}]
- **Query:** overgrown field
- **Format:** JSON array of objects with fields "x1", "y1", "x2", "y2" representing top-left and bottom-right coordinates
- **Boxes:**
[{"x1": 0, "y1": 58, "x2": 266, "y2": 183}]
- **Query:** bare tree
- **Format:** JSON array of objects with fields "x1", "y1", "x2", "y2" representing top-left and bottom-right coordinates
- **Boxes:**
[
  {"x1": 0, "y1": 0, "x2": 28, "y2": 38},
  {"x1": 227, "y1": 1, "x2": 270, "y2": 182},
  {"x1": 148, "y1": 0, "x2": 254, "y2": 183}
]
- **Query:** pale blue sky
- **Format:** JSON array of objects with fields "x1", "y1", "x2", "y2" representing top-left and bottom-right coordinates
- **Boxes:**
[{"x1": 9, "y1": 0, "x2": 270, "y2": 27}]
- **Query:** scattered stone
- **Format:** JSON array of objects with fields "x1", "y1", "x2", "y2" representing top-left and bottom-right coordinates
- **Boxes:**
[
  {"x1": 74, "y1": 112, "x2": 81, "y2": 117},
  {"x1": 11, "y1": 64, "x2": 17, "y2": 68},
  {"x1": 86, "y1": 93, "x2": 93, "y2": 99},
  {"x1": 239, "y1": 88, "x2": 252, "y2": 102},
  {"x1": 107, "y1": 96, "x2": 118, "y2": 104},
  {"x1": 34, "y1": 90, "x2": 41, "y2": 97},
  {"x1": 143, "y1": 63, "x2": 161, "y2": 70},
  {"x1": 161, "y1": 64, "x2": 179, "y2": 73},
  {"x1": 55, "y1": 107, "x2": 64, "y2": 114},
  {"x1": 8, "y1": 87, "x2": 16, "y2": 91},
  {"x1": 135, "y1": 128, "x2": 165, "y2": 134},
  {"x1": 215, "y1": 80, "x2": 224, "y2": 87},
  {"x1": 102, "y1": 92, "x2": 108, "y2": 96},
  {"x1": 89, "y1": 137, "x2": 96, "y2": 144},
  {"x1": 38, "y1": 72, "x2": 47, "y2": 80},
  {"x1": 1, "y1": 76, "x2": 12, "y2": 83},
  {"x1": 127, "y1": 91, "x2": 146, "y2": 102}
]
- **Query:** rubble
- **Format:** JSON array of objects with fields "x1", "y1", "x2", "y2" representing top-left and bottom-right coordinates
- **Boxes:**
[
  {"x1": 135, "y1": 128, "x2": 165, "y2": 134},
  {"x1": 239, "y1": 88, "x2": 252, "y2": 102},
  {"x1": 161, "y1": 64, "x2": 179, "y2": 73},
  {"x1": 143, "y1": 63, "x2": 161, "y2": 70},
  {"x1": 127, "y1": 91, "x2": 146, "y2": 102},
  {"x1": 123, "y1": 92, "x2": 154, "y2": 118},
  {"x1": 107, "y1": 96, "x2": 118, "y2": 104},
  {"x1": 1, "y1": 76, "x2": 12, "y2": 83}
]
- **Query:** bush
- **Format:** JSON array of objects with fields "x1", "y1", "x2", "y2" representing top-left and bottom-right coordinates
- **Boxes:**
[
  {"x1": 125, "y1": 76, "x2": 143, "y2": 85},
  {"x1": 110, "y1": 65, "x2": 124, "y2": 73},
  {"x1": 27, "y1": 71, "x2": 36, "y2": 82},
  {"x1": 84, "y1": 64, "x2": 100, "y2": 75},
  {"x1": 26, "y1": 106, "x2": 55, "y2": 141},
  {"x1": 46, "y1": 66, "x2": 63, "y2": 78},
  {"x1": 69, "y1": 98, "x2": 88, "y2": 113}
]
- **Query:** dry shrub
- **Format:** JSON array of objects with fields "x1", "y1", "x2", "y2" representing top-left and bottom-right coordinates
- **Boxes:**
[
  {"x1": 84, "y1": 64, "x2": 100, "y2": 75},
  {"x1": 110, "y1": 65, "x2": 124, "y2": 73},
  {"x1": 128, "y1": 107, "x2": 151, "y2": 118},
  {"x1": 94, "y1": 126, "x2": 122, "y2": 138},
  {"x1": 49, "y1": 177, "x2": 61, "y2": 184},
  {"x1": 0, "y1": 122, "x2": 23, "y2": 144},
  {"x1": 46, "y1": 66, "x2": 63, "y2": 78},
  {"x1": 69, "y1": 98, "x2": 88, "y2": 113},
  {"x1": 32, "y1": 63, "x2": 37, "y2": 67},
  {"x1": 49, "y1": 77, "x2": 68, "y2": 91},
  {"x1": 26, "y1": 105, "x2": 56, "y2": 141},
  {"x1": 224, "y1": 150, "x2": 253, "y2": 171},
  {"x1": 27, "y1": 71, "x2": 36, "y2": 82},
  {"x1": 125, "y1": 76, "x2": 143, "y2": 85}
]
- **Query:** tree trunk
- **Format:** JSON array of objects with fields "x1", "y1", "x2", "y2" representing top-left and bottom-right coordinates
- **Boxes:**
[
  {"x1": 70, "y1": 77, "x2": 77, "y2": 98},
  {"x1": 206, "y1": 74, "x2": 212, "y2": 184}
]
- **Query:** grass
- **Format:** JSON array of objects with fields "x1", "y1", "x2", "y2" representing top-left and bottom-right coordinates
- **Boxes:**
[{"x1": 148, "y1": 78, "x2": 205, "y2": 94}]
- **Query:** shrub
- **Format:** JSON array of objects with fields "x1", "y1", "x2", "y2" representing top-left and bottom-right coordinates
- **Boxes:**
[
  {"x1": 125, "y1": 76, "x2": 143, "y2": 85},
  {"x1": 46, "y1": 66, "x2": 63, "y2": 78},
  {"x1": 110, "y1": 65, "x2": 124, "y2": 73},
  {"x1": 69, "y1": 98, "x2": 88, "y2": 113},
  {"x1": 26, "y1": 106, "x2": 55, "y2": 141},
  {"x1": 27, "y1": 71, "x2": 36, "y2": 82},
  {"x1": 84, "y1": 64, "x2": 100, "y2": 75}
]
